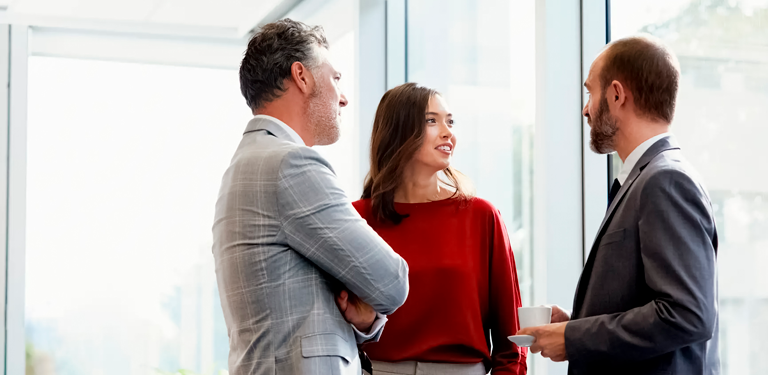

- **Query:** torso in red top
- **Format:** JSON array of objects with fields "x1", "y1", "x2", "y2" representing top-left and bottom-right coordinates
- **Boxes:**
[{"x1": 352, "y1": 197, "x2": 527, "y2": 374}]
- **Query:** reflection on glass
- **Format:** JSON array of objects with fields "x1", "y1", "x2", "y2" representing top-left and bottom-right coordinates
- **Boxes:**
[
  {"x1": 407, "y1": 0, "x2": 535, "y2": 306},
  {"x1": 25, "y1": 57, "x2": 251, "y2": 375},
  {"x1": 611, "y1": 1, "x2": 768, "y2": 374}
]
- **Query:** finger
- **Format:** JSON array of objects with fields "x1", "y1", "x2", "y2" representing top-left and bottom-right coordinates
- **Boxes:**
[
  {"x1": 516, "y1": 328, "x2": 532, "y2": 336},
  {"x1": 529, "y1": 344, "x2": 542, "y2": 354},
  {"x1": 336, "y1": 295, "x2": 348, "y2": 312}
]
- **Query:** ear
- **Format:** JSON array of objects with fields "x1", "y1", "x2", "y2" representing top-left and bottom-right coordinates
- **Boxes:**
[
  {"x1": 289, "y1": 61, "x2": 314, "y2": 95},
  {"x1": 609, "y1": 80, "x2": 627, "y2": 107}
]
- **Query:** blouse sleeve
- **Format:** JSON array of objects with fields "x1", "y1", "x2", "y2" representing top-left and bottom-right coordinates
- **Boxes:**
[{"x1": 488, "y1": 207, "x2": 528, "y2": 374}]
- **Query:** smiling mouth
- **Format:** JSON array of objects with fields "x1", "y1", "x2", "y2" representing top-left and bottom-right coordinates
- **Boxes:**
[{"x1": 436, "y1": 145, "x2": 452, "y2": 154}]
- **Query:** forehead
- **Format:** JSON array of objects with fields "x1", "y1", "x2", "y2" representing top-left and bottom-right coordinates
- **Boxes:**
[
  {"x1": 428, "y1": 94, "x2": 450, "y2": 112},
  {"x1": 587, "y1": 52, "x2": 606, "y2": 84}
]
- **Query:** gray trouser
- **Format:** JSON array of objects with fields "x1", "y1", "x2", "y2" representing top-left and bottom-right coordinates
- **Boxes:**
[{"x1": 368, "y1": 360, "x2": 486, "y2": 375}]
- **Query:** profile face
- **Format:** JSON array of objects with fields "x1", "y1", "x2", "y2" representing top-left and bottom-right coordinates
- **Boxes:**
[
  {"x1": 309, "y1": 46, "x2": 348, "y2": 146},
  {"x1": 583, "y1": 55, "x2": 618, "y2": 154},
  {"x1": 412, "y1": 94, "x2": 456, "y2": 171}
]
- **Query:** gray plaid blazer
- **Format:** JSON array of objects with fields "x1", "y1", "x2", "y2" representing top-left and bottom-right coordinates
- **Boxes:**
[{"x1": 213, "y1": 116, "x2": 409, "y2": 375}]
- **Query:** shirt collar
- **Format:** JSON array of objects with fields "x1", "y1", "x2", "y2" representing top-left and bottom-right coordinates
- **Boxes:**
[
  {"x1": 616, "y1": 132, "x2": 671, "y2": 185},
  {"x1": 252, "y1": 115, "x2": 306, "y2": 146}
]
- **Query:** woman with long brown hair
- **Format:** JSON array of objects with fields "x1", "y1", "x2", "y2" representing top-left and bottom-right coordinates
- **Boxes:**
[{"x1": 352, "y1": 83, "x2": 527, "y2": 374}]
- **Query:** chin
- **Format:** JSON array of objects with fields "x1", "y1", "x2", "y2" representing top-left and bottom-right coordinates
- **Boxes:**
[{"x1": 434, "y1": 160, "x2": 451, "y2": 171}]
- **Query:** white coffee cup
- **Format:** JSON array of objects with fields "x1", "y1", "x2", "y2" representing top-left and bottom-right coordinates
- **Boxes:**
[{"x1": 518, "y1": 306, "x2": 552, "y2": 329}]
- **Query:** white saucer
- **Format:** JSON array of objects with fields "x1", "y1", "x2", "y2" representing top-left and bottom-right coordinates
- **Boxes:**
[{"x1": 507, "y1": 335, "x2": 535, "y2": 347}]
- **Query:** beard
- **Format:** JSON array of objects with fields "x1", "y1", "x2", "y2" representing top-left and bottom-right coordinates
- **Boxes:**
[
  {"x1": 307, "y1": 80, "x2": 341, "y2": 146},
  {"x1": 589, "y1": 96, "x2": 619, "y2": 154}
]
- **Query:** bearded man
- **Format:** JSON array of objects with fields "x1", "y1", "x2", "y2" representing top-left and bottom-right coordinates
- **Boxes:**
[{"x1": 518, "y1": 35, "x2": 720, "y2": 375}]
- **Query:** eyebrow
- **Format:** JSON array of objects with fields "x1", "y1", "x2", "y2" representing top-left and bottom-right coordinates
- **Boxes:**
[{"x1": 425, "y1": 112, "x2": 452, "y2": 117}]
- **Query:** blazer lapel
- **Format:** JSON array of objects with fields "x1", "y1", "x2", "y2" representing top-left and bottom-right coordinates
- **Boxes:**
[{"x1": 572, "y1": 136, "x2": 681, "y2": 316}]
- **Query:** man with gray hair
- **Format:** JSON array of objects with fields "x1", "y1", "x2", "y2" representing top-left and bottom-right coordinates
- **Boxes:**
[{"x1": 213, "y1": 19, "x2": 409, "y2": 375}]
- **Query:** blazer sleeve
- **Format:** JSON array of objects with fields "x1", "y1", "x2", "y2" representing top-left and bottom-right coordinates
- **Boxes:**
[
  {"x1": 565, "y1": 167, "x2": 718, "y2": 364},
  {"x1": 276, "y1": 147, "x2": 409, "y2": 315},
  {"x1": 488, "y1": 207, "x2": 528, "y2": 374}
]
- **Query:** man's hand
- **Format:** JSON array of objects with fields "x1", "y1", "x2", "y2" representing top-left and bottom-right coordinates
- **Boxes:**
[
  {"x1": 335, "y1": 290, "x2": 376, "y2": 333},
  {"x1": 549, "y1": 304, "x2": 571, "y2": 323},
  {"x1": 517, "y1": 322, "x2": 569, "y2": 362}
]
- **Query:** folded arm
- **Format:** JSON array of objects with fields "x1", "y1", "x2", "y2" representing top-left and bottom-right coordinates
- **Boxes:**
[{"x1": 276, "y1": 147, "x2": 409, "y2": 316}]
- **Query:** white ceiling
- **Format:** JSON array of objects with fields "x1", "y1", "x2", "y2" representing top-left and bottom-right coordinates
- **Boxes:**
[{"x1": 0, "y1": 0, "x2": 291, "y2": 38}]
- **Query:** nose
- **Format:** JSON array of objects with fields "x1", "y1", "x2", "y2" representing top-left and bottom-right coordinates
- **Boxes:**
[
  {"x1": 440, "y1": 123, "x2": 453, "y2": 139},
  {"x1": 582, "y1": 102, "x2": 590, "y2": 119},
  {"x1": 339, "y1": 93, "x2": 349, "y2": 108}
]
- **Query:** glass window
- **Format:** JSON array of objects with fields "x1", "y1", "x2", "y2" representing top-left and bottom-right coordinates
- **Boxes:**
[
  {"x1": 25, "y1": 56, "x2": 250, "y2": 375},
  {"x1": 407, "y1": 0, "x2": 535, "y2": 305},
  {"x1": 610, "y1": 2, "x2": 768, "y2": 374},
  {"x1": 25, "y1": 2, "x2": 362, "y2": 373}
]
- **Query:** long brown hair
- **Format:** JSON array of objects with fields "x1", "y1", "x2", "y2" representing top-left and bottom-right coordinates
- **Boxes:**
[{"x1": 362, "y1": 83, "x2": 473, "y2": 224}]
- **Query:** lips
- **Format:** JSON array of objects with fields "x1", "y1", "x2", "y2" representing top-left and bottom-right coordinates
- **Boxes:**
[{"x1": 435, "y1": 143, "x2": 453, "y2": 155}]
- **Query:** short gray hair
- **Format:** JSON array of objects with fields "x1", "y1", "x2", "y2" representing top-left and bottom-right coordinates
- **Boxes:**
[{"x1": 239, "y1": 19, "x2": 329, "y2": 111}]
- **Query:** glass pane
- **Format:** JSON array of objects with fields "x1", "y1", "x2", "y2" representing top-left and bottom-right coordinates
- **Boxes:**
[
  {"x1": 407, "y1": 0, "x2": 535, "y2": 305},
  {"x1": 610, "y1": 2, "x2": 768, "y2": 374},
  {"x1": 25, "y1": 57, "x2": 251, "y2": 375}
]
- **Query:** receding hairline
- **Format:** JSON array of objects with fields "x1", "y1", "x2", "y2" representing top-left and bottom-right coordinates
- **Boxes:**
[
  {"x1": 600, "y1": 35, "x2": 680, "y2": 83},
  {"x1": 596, "y1": 34, "x2": 681, "y2": 123}
]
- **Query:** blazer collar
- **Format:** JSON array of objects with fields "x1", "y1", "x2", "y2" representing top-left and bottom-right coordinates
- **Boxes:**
[{"x1": 243, "y1": 115, "x2": 305, "y2": 146}]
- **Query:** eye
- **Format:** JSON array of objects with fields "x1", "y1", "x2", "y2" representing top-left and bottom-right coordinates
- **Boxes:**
[
  {"x1": 448, "y1": 119, "x2": 455, "y2": 126},
  {"x1": 426, "y1": 118, "x2": 436, "y2": 124}
]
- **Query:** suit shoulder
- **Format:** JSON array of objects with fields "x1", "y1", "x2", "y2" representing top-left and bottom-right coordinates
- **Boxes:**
[
  {"x1": 232, "y1": 134, "x2": 299, "y2": 166},
  {"x1": 639, "y1": 152, "x2": 710, "y2": 202},
  {"x1": 642, "y1": 151, "x2": 704, "y2": 189},
  {"x1": 276, "y1": 144, "x2": 335, "y2": 175}
]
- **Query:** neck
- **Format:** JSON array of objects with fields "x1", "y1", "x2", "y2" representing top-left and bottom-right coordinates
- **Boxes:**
[
  {"x1": 256, "y1": 96, "x2": 313, "y2": 146},
  {"x1": 614, "y1": 117, "x2": 670, "y2": 162},
  {"x1": 394, "y1": 163, "x2": 443, "y2": 203}
]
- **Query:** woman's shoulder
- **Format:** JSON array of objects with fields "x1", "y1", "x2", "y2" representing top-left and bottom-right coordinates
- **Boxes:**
[
  {"x1": 351, "y1": 198, "x2": 371, "y2": 214},
  {"x1": 464, "y1": 196, "x2": 499, "y2": 215}
]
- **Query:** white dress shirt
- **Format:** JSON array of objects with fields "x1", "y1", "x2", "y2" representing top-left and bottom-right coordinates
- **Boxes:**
[{"x1": 616, "y1": 132, "x2": 671, "y2": 185}]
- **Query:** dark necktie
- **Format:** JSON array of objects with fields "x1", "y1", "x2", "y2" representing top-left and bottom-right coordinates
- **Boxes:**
[{"x1": 608, "y1": 178, "x2": 621, "y2": 208}]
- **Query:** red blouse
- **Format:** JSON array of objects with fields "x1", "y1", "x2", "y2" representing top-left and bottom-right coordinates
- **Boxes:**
[{"x1": 353, "y1": 197, "x2": 527, "y2": 374}]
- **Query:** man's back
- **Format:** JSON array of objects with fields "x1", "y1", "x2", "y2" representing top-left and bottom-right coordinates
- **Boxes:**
[{"x1": 213, "y1": 117, "x2": 409, "y2": 375}]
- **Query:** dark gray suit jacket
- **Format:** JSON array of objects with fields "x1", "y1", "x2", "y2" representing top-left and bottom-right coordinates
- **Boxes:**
[{"x1": 565, "y1": 136, "x2": 720, "y2": 375}]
